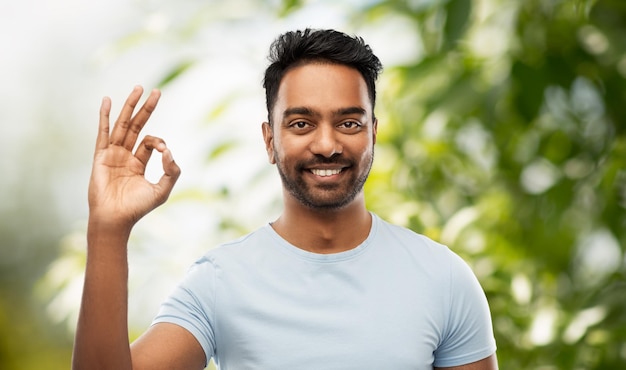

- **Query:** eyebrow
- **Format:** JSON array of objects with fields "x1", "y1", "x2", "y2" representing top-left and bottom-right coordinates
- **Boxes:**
[
  {"x1": 283, "y1": 107, "x2": 317, "y2": 119},
  {"x1": 333, "y1": 106, "x2": 367, "y2": 117},
  {"x1": 282, "y1": 106, "x2": 367, "y2": 119}
]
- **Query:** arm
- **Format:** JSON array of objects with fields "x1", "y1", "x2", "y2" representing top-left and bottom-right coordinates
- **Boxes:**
[
  {"x1": 72, "y1": 86, "x2": 202, "y2": 369},
  {"x1": 435, "y1": 354, "x2": 498, "y2": 370}
]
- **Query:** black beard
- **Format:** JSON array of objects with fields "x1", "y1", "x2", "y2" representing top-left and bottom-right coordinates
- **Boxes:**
[{"x1": 275, "y1": 151, "x2": 374, "y2": 211}]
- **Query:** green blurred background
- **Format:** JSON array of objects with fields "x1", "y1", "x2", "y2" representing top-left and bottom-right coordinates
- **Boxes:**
[{"x1": 1, "y1": 0, "x2": 625, "y2": 369}]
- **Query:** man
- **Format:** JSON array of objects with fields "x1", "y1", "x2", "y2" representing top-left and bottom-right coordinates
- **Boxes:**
[{"x1": 73, "y1": 29, "x2": 498, "y2": 370}]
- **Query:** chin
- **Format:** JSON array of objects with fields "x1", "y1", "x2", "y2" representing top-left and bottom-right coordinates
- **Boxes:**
[{"x1": 297, "y1": 190, "x2": 362, "y2": 211}]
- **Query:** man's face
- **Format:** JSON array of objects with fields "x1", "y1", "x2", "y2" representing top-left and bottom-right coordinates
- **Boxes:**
[{"x1": 262, "y1": 63, "x2": 377, "y2": 210}]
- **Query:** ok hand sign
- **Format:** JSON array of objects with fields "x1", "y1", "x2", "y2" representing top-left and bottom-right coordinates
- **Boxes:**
[{"x1": 88, "y1": 86, "x2": 181, "y2": 232}]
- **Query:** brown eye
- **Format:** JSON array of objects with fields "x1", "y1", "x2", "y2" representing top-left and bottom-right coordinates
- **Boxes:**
[
  {"x1": 340, "y1": 121, "x2": 362, "y2": 130},
  {"x1": 287, "y1": 120, "x2": 313, "y2": 133},
  {"x1": 294, "y1": 121, "x2": 308, "y2": 129}
]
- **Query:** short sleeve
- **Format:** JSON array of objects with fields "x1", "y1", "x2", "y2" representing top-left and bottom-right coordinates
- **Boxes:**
[
  {"x1": 152, "y1": 256, "x2": 218, "y2": 366},
  {"x1": 433, "y1": 252, "x2": 497, "y2": 367}
]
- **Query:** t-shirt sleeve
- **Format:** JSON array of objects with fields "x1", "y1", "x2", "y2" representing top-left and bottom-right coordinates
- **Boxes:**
[
  {"x1": 151, "y1": 256, "x2": 217, "y2": 366},
  {"x1": 433, "y1": 251, "x2": 497, "y2": 367}
]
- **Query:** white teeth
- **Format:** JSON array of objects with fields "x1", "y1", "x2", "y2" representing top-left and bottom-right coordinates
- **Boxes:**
[{"x1": 311, "y1": 168, "x2": 342, "y2": 177}]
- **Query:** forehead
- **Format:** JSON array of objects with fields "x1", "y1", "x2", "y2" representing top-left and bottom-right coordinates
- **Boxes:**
[{"x1": 273, "y1": 63, "x2": 371, "y2": 118}]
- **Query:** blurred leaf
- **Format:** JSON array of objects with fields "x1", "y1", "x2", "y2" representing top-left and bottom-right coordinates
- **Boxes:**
[
  {"x1": 205, "y1": 93, "x2": 240, "y2": 123},
  {"x1": 278, "y1": 0, "x2": 304, "y2": 17},
  {"x1": 156, "y1": 60, "x2": 196, "y2": 89},
  {"x1": 443, "y1": 0, "x2": 471, "y2": 50},
  {"x1": 207, "y1": 140, "x2": 239, "y2": 161},
  {"x1": 511, "y1": 60, "x2": 549, "y2": 122}
]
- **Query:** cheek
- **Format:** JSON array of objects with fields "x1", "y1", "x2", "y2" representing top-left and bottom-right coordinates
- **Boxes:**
[
  {"x1": 353, "y1": 138, "x2": 375, "y2": 160},
  {"x1": 359, "y1": 148, "x2": 374, "y2": 165},
  {"x1": 274, "y1": 136, "x2": 304, "y2": 160}
]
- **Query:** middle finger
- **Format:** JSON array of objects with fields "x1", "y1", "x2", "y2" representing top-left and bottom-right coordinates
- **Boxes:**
[
  {"x1": 121, "y1": 89, "x2": 161, "y2": 151},
  {"x1": 109, "y1": 85, "x2": 144, "y2": 148}
]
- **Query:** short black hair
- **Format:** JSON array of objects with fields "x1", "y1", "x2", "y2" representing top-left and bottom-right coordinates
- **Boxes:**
[{"x1": 263, "y1": 28, "x2": 383, "y2": 124}]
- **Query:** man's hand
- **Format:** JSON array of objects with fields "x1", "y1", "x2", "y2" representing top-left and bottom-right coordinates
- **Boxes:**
[
  {"x1": 88, "y1": 86, "x2": 181, "y2": 231},
  {"x1": 73, "y1": 87, "x2": 182, "y2": 370}
]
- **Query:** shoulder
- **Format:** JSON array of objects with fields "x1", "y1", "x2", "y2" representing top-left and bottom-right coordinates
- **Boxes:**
[
  {"x1": 204, "y1": 224, "x2": 270, "y2": 255},
  {"x1": 189, "y1": 224, "x2": 276, "y2": 274},
  {"x1": 373, "y1": 214, "x2": 461, "y2": 263},
  {"x1": 374, "y1": 214, "x2": 442, "y2": 246},
  {"x1": 372, "y1": 215, "x2": 486, "y2": 296}
]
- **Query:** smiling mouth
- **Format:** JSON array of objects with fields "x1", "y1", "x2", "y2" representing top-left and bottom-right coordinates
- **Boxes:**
[{"x1": 310, "y1": 168, "x2": 343, "y2": 177}]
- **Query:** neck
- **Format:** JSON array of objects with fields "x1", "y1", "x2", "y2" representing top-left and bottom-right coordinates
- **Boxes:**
[{"x1": 271, "y1": 193, "x2": 372, "y2": 254}]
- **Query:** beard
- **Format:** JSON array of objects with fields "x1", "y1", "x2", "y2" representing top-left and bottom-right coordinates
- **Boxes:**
[{"x1": 274, "y1": 148, "x2": 374, "y2": 211}]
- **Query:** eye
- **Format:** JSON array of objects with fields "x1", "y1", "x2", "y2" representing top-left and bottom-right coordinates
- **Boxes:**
[
  {"x1": 287, "y1": 120, "x2": 313, "y2": 132},
  {"x1": 339, "y1": 120, "x2": 363, "y2": 130},
  {"x1": 293, "y1": 121, "x2": 309, "y2": 129}
]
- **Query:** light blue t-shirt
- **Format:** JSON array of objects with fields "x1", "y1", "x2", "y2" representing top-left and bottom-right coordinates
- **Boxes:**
[{"x1": 153, "y1": 213, "x2": 496, "y2": 369}]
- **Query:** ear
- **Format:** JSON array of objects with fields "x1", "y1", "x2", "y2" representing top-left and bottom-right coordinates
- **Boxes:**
[
  {"x1": 261, "y1": 122, "x2": 276, "y2": 164},
  {"x1": 372, "y1": 118, "x2": 378, "y2": 145}
]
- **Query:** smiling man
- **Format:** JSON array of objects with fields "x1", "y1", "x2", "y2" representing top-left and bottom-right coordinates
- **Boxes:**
[{"x1": 73, "y1": 29, "x2": 498, "y2": 370}]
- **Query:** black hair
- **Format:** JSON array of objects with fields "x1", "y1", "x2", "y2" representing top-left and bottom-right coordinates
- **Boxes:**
[{"x1": 263, "y1": 28, "x2": 383, "y2": 124}]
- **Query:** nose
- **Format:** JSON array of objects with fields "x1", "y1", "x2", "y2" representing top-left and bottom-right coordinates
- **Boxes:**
[{"x1": 310, "y1": 124, "x2": 342, "y2": 158}]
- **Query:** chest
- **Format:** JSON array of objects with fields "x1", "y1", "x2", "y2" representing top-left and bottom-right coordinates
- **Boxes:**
[{"x1": 212, "y1": 254, "x2": 446, "y2": 369}]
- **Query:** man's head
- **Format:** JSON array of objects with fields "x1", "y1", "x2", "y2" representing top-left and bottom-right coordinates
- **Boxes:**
[
  {"x1": 263, "y1": 29, "x2": 383, "y2": 125},
  {"x1": 261, "y1": 29, "x2": 383, "y2": 211}
]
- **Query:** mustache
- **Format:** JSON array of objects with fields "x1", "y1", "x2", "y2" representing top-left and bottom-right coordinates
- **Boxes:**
[{"x1": 296, "y1": 154, "x2": 353, "y2": 169}]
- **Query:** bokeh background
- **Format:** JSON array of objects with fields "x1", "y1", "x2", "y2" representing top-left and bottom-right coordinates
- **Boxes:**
[{"x1": 1, "y1": 0, "x2": 625, "y2": 369}]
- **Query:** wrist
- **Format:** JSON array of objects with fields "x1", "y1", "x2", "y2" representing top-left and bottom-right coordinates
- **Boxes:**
[{"x1": 87, "y1": 214, "x2": 133, "y2": 247}]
